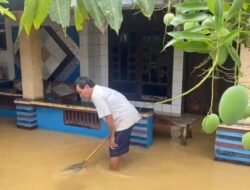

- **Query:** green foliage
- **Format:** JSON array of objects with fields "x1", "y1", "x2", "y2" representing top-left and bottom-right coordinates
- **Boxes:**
[
  {"x1": 20, "y1": 0, "x2": 89, "y2": 34},
  {"x1": 49, "y1": 0, "x2": 70, "y2": 32},
  {"x1": 16, "y1": 0, "x2": 250, "y2": 48},
  {"x1": 221, "y1": 30, "x2": 239, "y2": 46},
  {"x1": 168, "y1": 31, "x2": 210, "y2": 41},
  {"x1": 163, "y1": 30, "x2": 213, "y2": 53},
  {"x1": 210, "y1": 47, "x2": 228, "y2": 66},
  {"x1": 227, "y1": 0, "x2": 246, "y2": 19},
  {"x1": 0, "y1": 0, "x2": 9, "y2": 3},
  {"x1": 183, "y1": 22, "x2": 199, "y2": 30},
  {"x1": 20, "y1": 0, "x2": 51, "y2": 35},
  {"x1": 176, "y1": 1, "x2": 208, "y2": 13},
  {"x1": 98, "y1": 0, "x2": 123, "y2": 34},
  {"x1": 164, "y1": 0, "x2": 248, "y2": 68},
  {"x1": 214, "y1": 0, "x2": 224, "y2": 31},
  {"x1": 33, "y1": 0, "x2": 51, "y2": 30},
  {"x1": 159, "y1": 0, "x2": 250, "y2": 112},
  {"x1": 20, "y1": 0, "x2": 38, "y2": 35},
  {"x1": 83, "y1": 0, "x2": 107, "y2": 33},
  {"x1": 170, "y1": 12, "x2": 208, "y2": 26},
  {"x1": 219, "y1": 85, "x2": 248, "y2": 125},
  {"x1": 18, "y1": 0, "x2": 157, "y2": 34},
  {"x1": 225, "y1": 45, "x2": 241, "y2": 66},
  {"x1": 207, "y1": 0, "x2": 216, "y2": 14},
  {"x1": 201, "y1": 17, "x2": 214, "y2": 28},
  {"x1": 82, "y1": 0, "x2": 124, "y2": 33},
  {"x1": 0, "y1": 0, "x2": 16, "y2": 20},
  {"x1": 165, "y1": 40, "x2": 212, "y2": 54},
  {"x1": 74, "y1": 0, "x2": 89, "y2": 31},
  {"x1": 134, "y1": 0, "x2": 155, "y2": 18}
]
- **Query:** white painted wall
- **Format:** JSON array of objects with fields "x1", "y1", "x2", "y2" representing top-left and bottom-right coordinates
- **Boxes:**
[
  {"x1": 80, "y1": 21, "x2": 109, "y2": 87},
  {"x1": 239, "y1": 45, "x2": 250, "y2": 98},
  {"x1": 80, "y1": 20, "x2": 184, "y2": 115},
  {"x1": 79, "y1": 24, "x2": 90, "y2": 77}
]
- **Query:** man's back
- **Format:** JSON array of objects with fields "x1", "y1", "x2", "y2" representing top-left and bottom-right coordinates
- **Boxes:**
[{"x1": 91, "y1": 85, "x2": 141, "y2": 131}]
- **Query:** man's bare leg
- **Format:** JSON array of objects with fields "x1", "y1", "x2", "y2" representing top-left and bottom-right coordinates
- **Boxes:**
[{"x1": 109, "y1": 156, "x2": 120, "y2": 170}]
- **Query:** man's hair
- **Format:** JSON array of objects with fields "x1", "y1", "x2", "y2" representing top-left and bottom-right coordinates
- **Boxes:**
[{"x1": 75, "y1": 76, "x2": 95, "y2": 89}]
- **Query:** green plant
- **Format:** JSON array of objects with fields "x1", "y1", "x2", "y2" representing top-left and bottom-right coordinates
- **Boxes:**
[
  {"x1": 158, "y1": 0, "x2": 250, "y2": 117},
  {"x1": 0, "y1": 0, "x2": 16, "y2": 20},
  {"x1": 19, "y1": 0, "x2": 158, "y2": 35}
]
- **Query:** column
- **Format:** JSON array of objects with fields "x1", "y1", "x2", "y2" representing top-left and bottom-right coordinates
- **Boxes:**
[
  {"x1": 19, "y1": 29, "x2": 44, "y2": 100},
  {"x1": 239, "y1": 45, "x2": 250, "y2": 98}
]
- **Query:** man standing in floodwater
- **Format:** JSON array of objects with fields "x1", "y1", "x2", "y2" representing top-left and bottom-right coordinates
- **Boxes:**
[{"x1": 75, "y1": 76, "x2": 141, "y2": 171}]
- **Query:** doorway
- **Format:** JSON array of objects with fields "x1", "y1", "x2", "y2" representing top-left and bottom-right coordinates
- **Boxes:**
[
  {"x1": 108, "y1": 10, "x2": 174, "y2": 102},
  {"x1": 183, "y1": 52, "x2": 234, "y2": 114}
]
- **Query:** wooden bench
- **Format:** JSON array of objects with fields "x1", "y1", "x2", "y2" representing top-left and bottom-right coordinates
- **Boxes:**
[{"x1": 154, "y1": 114, "x2": 196, "y2": 145}]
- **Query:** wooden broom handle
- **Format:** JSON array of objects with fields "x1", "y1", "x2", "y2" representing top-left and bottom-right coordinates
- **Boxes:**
[{"x1": 85, "y1": 136, "x2": 109, "y2": 162}]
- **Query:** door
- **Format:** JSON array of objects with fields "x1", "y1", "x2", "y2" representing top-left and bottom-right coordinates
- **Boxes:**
[
  {"x1": 108, "y1": 10, "x2": 174, "y2": 102},
  {"x1": 183, "y1": 52, "x2": 234, "y2": 114}
]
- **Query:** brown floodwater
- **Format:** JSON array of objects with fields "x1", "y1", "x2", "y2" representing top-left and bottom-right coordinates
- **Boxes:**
[{"x1": 0, "y1": 116, "x2": 249, "y2": 190}]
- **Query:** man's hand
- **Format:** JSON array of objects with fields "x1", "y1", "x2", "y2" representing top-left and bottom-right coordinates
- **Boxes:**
[
  {"x1": 109, "y1": 136, "x2": 118, "y2": 150},
  {"x1": 104, "y1": 115, "x2": 118, "y2": 150}
]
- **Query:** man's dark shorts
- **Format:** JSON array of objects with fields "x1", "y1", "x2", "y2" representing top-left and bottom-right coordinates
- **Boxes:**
[{"x1": 109, "y1": 126, "x2": 134, "y2": 157}]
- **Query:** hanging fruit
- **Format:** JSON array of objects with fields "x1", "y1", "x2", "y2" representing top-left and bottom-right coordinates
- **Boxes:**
[
  {"x1": 219, "y1": 85, "x2": 249, "y2": 125},
  {"x1": 202, "y1": 113, "x2": 220, "y2": 134},
  {"x1": 163, "y1": 12, "x2": 175, "y2": 26}
]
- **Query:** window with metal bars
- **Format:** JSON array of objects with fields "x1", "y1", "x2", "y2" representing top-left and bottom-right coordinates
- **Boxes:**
[{"x1": 63, "y1": 110, "x2": 100, "y2": 130}]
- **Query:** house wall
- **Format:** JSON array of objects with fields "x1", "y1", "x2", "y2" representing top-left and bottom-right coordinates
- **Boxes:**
[
  {"x1": 4, "y1": 16, "x2": 81, "y2": 83},
  {"x1": 0, "y1": 18, "x2": 15, "y2": 80},
  {"x1": 86, "y1": 22, "x2": 109, "y2": 87},
  {"x1": 239, "y1": 45, "x2": 250, "y2": 98},
  {"x1": 83, "y1": 25, "x2": 184, "y2": 115},
  {"x1": 129, "y1": 49, "x2": 184, "y2": 116},
  {"x1": 0, "y1": 14, "x2": 184, "y2": 116}
]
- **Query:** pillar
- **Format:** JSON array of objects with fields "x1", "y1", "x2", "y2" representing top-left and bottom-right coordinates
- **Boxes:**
[
  {"x1": 19, "y1": 29, "x2": 44, "y2": 99},
  {"x1": 239, "y1": 45, "x2": 250, "y2": 98}
]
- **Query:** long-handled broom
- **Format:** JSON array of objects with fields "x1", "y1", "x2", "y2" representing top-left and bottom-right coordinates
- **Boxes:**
[{"x1": 62, "y1": 136, "x2": 109, "y2": 172}]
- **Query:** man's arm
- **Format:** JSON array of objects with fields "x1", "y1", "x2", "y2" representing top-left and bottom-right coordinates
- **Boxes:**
[
  {"x1": 91, "y1": 93, "x2": 117, "y2": 149},
  {"x1": 104, "y1": 114, "x2": 118, "y2": 150}
]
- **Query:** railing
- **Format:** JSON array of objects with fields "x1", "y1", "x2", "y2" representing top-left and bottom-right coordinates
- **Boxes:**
[{"x1": 63, "y1": 110, "x2": 100, "y2": 130}]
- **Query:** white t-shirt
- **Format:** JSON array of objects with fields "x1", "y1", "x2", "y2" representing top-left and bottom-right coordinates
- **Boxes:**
[{"x1": 91, "y1": 85, "x2": 141, "y2": 131}]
